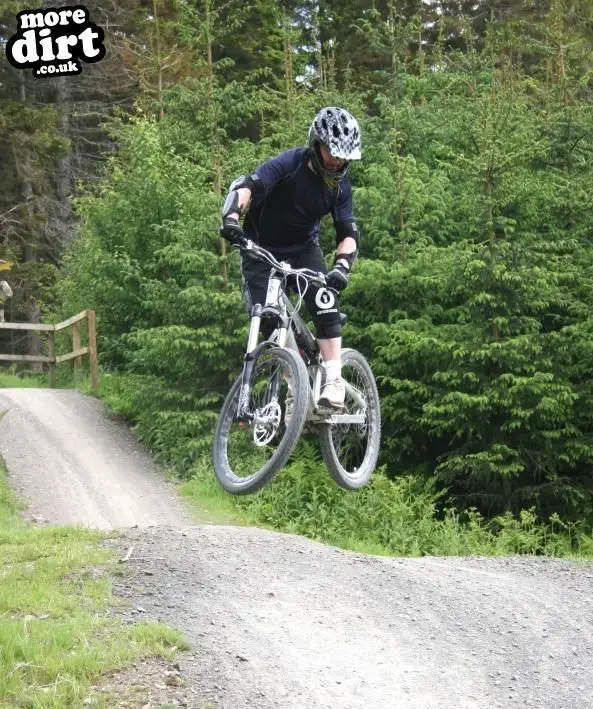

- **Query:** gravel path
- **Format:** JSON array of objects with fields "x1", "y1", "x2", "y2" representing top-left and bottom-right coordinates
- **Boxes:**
[
  {"x1": 0, "y1": 388, "x2": 191, "y2": 528},
  {"x1": 108, "y1": 526, "x2": 593, "y2": 709},
  {"x1": 1, "y1": 388, "x2": 593, "y2": 708}
]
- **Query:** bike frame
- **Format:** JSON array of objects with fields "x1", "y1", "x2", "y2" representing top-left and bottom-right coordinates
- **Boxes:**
[{"x1": 235, "y1": 241, "x2": 365, "y2": 425}]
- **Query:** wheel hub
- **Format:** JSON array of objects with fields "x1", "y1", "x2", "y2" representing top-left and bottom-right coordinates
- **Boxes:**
[{"x1": 253, "y1": 402, "x2": 282, "y2": 446}]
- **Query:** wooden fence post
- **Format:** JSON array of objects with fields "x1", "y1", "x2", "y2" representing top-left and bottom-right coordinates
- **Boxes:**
[
  {"x1": 47, "y1": 329, "x2": 56, "y2": 388},
  {"x1": 87, "y1": 310, "x2": 99, "y2": 395},
  {"x1": 72, "y1": 321, "x2": 81, "y2": 382},
  {"x1": 1, "y1": 310, "x2": 98, "y2": 392}
]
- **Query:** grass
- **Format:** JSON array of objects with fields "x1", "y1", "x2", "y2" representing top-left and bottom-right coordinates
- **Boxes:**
[
  {"x1": 184, "y1": 441, "x2": 593, "y2": 560},
  {"x1": 0, "y1": 370, "x2": 46, "y2": 388},
  {"x1": 0, "y1": 459, "x2": 190, "y2": 708},
  {"x1": 181, "y1": 461, "x2": 251, "y2": 527},
  {"x1": 0, "y1": 366, "x2": 91, "y2": 392}
]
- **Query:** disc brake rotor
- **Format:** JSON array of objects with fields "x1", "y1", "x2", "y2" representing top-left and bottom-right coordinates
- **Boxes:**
[{"x1": 253, "y1": 402, "x2": 282, "y2": 446}]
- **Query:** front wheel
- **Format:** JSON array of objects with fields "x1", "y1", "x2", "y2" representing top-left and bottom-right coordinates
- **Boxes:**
[
  {"x1": 213, "y1": 346, "x2": 309, "y2": 495},
  {"x1": 318, "y1": 348, "x2": 381, "y2": 490}
]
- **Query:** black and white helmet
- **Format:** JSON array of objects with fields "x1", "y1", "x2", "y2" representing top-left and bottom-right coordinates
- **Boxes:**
[{"x1": 308, "y1": 106, "x2": 362, "y2": 182}]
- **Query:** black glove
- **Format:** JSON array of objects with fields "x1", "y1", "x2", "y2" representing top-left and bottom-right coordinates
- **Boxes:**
[
  {"x1": 219, "y1": 216, "x2": 245, "y2": 246},
  {"x1": 326, "y1": 257, "x2": 351, "y2": 292}
]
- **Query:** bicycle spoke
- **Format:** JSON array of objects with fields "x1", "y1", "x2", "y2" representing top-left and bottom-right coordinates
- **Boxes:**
[
  {"x1": 330, "y1": 366, "x2": 369, "y2": 471},
  {"x1": 213, "y1": 346, "x2": 310, "y2": 494},
  {"x1": 319, "y1": 349, "x2": 381, "y2": 489},
  {"x1": 225, "y1": 357, "x2": 291, "y2": 478}
]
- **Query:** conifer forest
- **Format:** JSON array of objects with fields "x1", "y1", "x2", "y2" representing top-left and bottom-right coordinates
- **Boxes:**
[{"x1": 2, "y1": 0, "x2": 593, "y2": 540}]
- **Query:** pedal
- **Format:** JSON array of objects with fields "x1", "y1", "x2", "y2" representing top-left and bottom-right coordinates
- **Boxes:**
[
  {"x1": 313, "y1": 404, "x2": 344, "y2": 421},
  {"x1": 315, "y1": 402, "x2": 346, "y2": 414},
  {"x1": 312, "y1": 407, "x2": 366, "y2": 425}
]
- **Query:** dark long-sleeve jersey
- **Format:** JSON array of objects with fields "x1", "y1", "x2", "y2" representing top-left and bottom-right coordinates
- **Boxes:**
[{"x1": 243, "y1": 147, "x2": 355, "y2": 256}]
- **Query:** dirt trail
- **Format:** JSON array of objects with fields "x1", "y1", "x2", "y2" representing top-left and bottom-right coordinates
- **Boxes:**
[
  {"x1": 1, "y1": 387, "x2": 593, "y2": 708},
  {"x1": 108, "y1": 526, "x2": 593, "y2": 709},
  {"x1": 0, "y1": 388, "x2": 190, "y2": 528}
]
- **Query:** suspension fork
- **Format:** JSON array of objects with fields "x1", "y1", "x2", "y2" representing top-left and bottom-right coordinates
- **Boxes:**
[
  {"x1": 236, "y1": 301, "x2": 289, "y2": 421},
  {"x1": 237, "y1": 306, "x2": 262, "y2": 421},
  {"x1": 238, "y1": 263, "x2": 300, "y2": 421}
]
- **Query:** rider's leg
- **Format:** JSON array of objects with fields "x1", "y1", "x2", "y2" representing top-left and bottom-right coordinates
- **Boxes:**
[
  {"x1": 317, "y1": 337, "x2": 345, "y2": 408},
  {"x1": 292, "y1": 245, "x2": 346, "y2": 409},
  {"x1": 240, "y1": 250, "x2": 270, "y2": 310},
  {"x1": 318, "y1": 337, "x2": 341, "y2": 363},
  {"x1": 318, "y1": 337, "x2": 343, "y2": 381}
]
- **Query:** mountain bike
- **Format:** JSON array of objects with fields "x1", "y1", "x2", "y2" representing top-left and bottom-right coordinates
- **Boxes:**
[{"x1": 212, "y1": 239, "x2": 381, "y2": 495}]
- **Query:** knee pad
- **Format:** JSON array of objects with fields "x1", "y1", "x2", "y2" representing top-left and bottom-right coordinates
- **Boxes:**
[
  {"x1": 315, "y1": 318, "x2": 341, "y2": 340},
  {"x1": 309, "y1": 286, "x2": 342, "y2": 339},
  {"x1": 312, "y1": 308, "x2": 342, "y2": 339}
]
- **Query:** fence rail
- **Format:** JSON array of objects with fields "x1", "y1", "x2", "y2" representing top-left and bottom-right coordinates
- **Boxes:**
[{"x1": 0, "y1": 310, "x2": 99, "y2": 394}]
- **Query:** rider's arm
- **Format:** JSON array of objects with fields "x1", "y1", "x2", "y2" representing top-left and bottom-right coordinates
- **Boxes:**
[
  {"x1": 221, "y1": 175, "x2": 259, "y2": 223},
  {"x1": 332, "y1": 181, "x2": 359, "y2": 269},
  {"x1": 222, "y1": 150, "x2": 301, "y2": 222},
  {"x1": 226, "y1": 187, "x2": 252, "y2": 220},
  {"x1": 336, "y1": 236, "x2": 357, "y2": 258}
]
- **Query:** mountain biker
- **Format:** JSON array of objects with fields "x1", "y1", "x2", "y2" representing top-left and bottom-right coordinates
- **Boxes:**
[{"x1": 219, "y1": 106, "x2": 362, "y2": 410}]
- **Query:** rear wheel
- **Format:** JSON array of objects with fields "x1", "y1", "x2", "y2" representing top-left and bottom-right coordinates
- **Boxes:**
[
  {"x1": 318, "y1": 348, "x2": 381, "y2": 490},
  {"x1": 213, "y1": 346, "x2": 309, "y2": 495}
]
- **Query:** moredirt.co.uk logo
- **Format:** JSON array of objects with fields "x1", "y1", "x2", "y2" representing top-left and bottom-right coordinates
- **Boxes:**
[{"x1": 5, "y1": 5, "x2": 105, "y2": 78}]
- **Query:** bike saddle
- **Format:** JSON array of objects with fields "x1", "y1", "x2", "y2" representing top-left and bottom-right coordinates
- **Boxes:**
[{"x1": 340, "y1": 312, "x2": 348, "y2": 326}]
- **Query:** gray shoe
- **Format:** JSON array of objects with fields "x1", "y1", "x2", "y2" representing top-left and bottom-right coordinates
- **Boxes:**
[{"x1": 318, "y1": 377, "x2": 346, "y2": 410}]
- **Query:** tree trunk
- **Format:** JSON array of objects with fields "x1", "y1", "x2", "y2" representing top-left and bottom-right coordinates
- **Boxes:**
[
  {"x1": 485, "y1": 173, "x2": 499, "y2": 342},
  {"x1": 18, "y1": 73, "x2": 43, "y2": 370},
  {"x1": 205, "y1": 0, "x2": 228, "y2": 289},
  {"x1": 153, "y1": 0, "x2": 165, "y2": 120},
  {"x1": 54, "y1": 77, "x2": 75, "y2": 247}
]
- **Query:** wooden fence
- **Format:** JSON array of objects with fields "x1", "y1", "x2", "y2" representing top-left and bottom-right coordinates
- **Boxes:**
[{"x1": 0, "y1": 310, "x2": 99, "y2": 394}]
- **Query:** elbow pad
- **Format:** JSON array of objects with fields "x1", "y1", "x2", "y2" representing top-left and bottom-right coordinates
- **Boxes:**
[
  {"x1": 228, "y1": 173, "x2": 265, "y2": 199},
  {"x1": 222, "y1": 189, "x2": 243, "y2": 220},
  {"x1": 222, "y1": 173, "x2": 265, "y2": 220}
]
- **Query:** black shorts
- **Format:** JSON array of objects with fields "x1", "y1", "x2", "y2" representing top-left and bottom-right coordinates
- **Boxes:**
[{"x1": 240, "y1": 243, "x2": 342, "y2": 340}]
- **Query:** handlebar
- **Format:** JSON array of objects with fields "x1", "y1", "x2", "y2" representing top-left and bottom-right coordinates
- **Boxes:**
[{"x1": 236, "y1": 239, "x2": 328, "y2": 288}]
